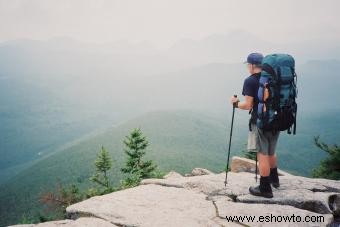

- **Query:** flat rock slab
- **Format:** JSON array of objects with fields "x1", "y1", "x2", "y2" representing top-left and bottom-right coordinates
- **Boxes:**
[
  {"x1": 9, "y1": 217, "x2": 118, "y2": 227},
  {"x1": 237, "y1": 189, "x2": 334, "y2": 214},
  {"x1": 235, "y1": 174, "x2": 340, "y2": 215},
  {"x1": 66, "y1": 184, "x2": 217, "y2": 227},
  {"x1": 141, "y1": 171, "x2": 228, "y2": 195},
  {"x1": 142, "y1": 171, "x2": 340, "y2": 217}
]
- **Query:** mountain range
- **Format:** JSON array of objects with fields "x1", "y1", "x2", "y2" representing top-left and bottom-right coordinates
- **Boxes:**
[{"x1": 1, "y1": 31, "x2": 340, "y2": 226}]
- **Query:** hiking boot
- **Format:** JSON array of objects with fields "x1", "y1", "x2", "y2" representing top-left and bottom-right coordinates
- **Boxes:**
[
  {"x1": 249, "y1": 176, "x2": 273, "y2": 198},
  {"x1": 270, "y1": 167, "x2": 280, "y2": 188}
]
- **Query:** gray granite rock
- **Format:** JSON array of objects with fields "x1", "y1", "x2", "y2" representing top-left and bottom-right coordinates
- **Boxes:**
[
  {"x1": 212, "y1": 196, "x2": 333, "y2": 227},
  {"x1": 142, "y1": 170, "x2": 227, "y2": 194},
  {"x1": 185, "y1": 168, "x2": 214, "y2": 176},
  {"x1": 66, "y1": 184, "x2": 217, "y2": 227},
  {"x1": 233, "y1": 173, "x2": 340, "y2": 215},
  {"x1": 142, "y1": 170, "x2": 340, "y2": 216},
  {"x1": 230, "y1": 156, "x2": 291, "y2": 176},
  {"x1": 163, "y1": 171, "x2": 183, "y2": 179},
  {"x1": 230, "y1": 156, "x2": 257, "y2": 173},
  {"x1": 8, "y1": 217, "x2": 117, "y2": 227},
  {"x1": 10, "y1": 156, "x2": 340, "y2": 227}
]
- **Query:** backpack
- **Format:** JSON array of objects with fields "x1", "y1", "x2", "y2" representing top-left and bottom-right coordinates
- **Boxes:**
[{"x1": 256, "y1": 54, "x2": 298, "y2": 134}]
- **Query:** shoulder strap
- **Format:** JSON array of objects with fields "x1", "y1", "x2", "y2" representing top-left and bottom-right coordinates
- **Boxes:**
[
  {"x1": 248, "y1": 73, "x2": 261, "y2": 131},
  {"x1": 254, "y1": 72, "x2": 261, "y2": 80}
]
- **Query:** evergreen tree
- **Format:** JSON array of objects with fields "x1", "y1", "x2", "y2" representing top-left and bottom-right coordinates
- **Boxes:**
[
  {"x1": 312, "y1": 136, "x2": 340, "y2": 180},
  {"x1": 90, "y1": 146, "x2": 114, "y2": 192},
  {"x1": 121, "y1": 128, "x2": 157, "y2": 187}
]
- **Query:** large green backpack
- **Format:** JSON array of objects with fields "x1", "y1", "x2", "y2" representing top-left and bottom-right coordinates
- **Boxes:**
[{"x1": 256, "y1": 54, "x2": 298, "y2": 134}]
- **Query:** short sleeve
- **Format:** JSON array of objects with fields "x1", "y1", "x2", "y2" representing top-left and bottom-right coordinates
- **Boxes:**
[{"x1": 242, "y1": 78, "x2": 256, "y2": 98}]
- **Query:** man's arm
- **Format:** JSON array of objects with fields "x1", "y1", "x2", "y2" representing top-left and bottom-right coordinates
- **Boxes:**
[{"x1": 230, "y1": 95, "x2": 254, "y2": 110}]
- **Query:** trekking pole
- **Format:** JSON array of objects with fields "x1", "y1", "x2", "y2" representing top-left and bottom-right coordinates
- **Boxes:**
[
  {"x1": 225, "y1": 95, "x2": 237, "y2": 186},
  {"x1": 255, "y1": 153, "x2": 258, "y2": 182}
]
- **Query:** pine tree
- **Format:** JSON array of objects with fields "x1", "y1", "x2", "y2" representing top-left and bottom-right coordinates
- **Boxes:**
[
  {"x1": 121, "y1": 128, "x2": 157, "y2": 187},
  {"x1": 90, "y1": 146, "x2": 114, "y2": 191},
  {"x1": 312, "y1": 136, "x2": 340, "y2": 180}
]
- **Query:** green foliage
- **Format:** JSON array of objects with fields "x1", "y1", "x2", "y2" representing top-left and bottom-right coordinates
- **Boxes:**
[
  {"x1": 119, "y1": 169, "x2": 165, "y2": 190},
  {"x1": 149, "y1": 168, "x2": 166, "y2": 179},
  {"x1": 18, "y1": 211, "x2": 55, "y2": 225},
  {"x1": 85, "y1": 187, "x2": 100, "y2": 198},
  {"x1": 90, "y1": 146, "x2": 114, "y2": 191},
  {"x1": 95, "y1": 146, "x2": 113, "y2": 174},
  {"x1": 242, "y1": 150, "x2": 257, "y2": 161},
  {"x1": 38, "y1": 180, "x2": 84, "y2": 221},
  {"x1": 121, "y1": 128, "x2": 157, "y2": 187},
  {"x1": 120, "y1": 172, "x2": 142, "y2": 189},
  {"x1": 19, "y1": 213, "x2": 35, "y2": 224},
  {"x1": 37, "y1": 213, "x2": 55, "y2": 223},
  {"x1": 312, "y1": 136, "x2": 340, "y2": 180}
]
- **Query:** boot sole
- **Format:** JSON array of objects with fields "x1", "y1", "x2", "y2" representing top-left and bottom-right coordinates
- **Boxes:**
[
  {"x1": 249, "y1": 188, "x2": 273, "y2": 198},
  {"x1": 250, "y1": 193, "x2": 273, "y2": 198},
  {"x1": 271, "y1": 183, "x2": 280, "y2": 188}
]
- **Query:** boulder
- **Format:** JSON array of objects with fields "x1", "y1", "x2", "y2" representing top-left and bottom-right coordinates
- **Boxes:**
[
  {"x1": 230, "y1": 156, "x2": 291, "y2": 176},
  {"x1": 185, "y1": 168, "x2": 214, "y2": 177},
  {"x1": 230, "y1": 156, "x2": 257, "y2": 173},
  {"x1": 163, "y1": 171, "x2": 183, "y2": 179}
]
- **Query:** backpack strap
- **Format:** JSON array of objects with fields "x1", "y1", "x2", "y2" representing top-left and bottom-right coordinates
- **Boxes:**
[
  {"x1": 274, "y1": 67, "x2": 282, "y2": 112},
  {"x1": 262, "y1": 63, "x2": 275, "y2": 75},
  {"x1": 293, "y1": 103, "x2": 297, "y2": 135},
  {"x1": 248, "y1": 73, "x2": 261, "y2": 131},
  {"x1": 290, "y1": 67, "x2": 298, "y2": 135},
  {"x1": 248, "y1": 110, "x2": 256, "y2": 131}
]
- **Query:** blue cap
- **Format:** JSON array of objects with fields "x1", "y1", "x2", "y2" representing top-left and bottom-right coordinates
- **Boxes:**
[{"x1": 244, "y1": 53, "x2": 264, "y2": 65}]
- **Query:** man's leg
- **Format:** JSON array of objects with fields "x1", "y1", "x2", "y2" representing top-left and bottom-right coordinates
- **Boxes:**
[
  {"x1": 268, "y1": 131, "x2": 280, "y2": 188},
  {"x1": 269, "y1": 153, "x2": 277, "y2": 169},
  {"x1": 258, "y1": 152, "x2": 270, "y2": 176},
  {"x1": 249, "y1": 151, "x2": 273, "y2": 198},
  {"x1": 248, "y1": 124, "x2": 273, "y2": 198},
  {"x1": 248, "y1": 124, "x2": 274, "y2": 198},
  {"x1": 269, "y1": 153, "x2": 280, "y2": 188}
]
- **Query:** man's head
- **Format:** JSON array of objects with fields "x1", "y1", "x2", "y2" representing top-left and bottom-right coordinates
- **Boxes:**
[{"x1": 244, "y1": 53, "x2": 263, "y2": 74}]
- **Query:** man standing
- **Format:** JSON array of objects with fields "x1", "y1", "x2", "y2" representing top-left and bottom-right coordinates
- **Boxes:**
[{"x1": 230, "y1": 53, "x2": 280, "y2": 198}]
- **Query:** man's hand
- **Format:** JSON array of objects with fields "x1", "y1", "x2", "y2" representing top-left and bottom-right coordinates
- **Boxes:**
[
  {"x1": 230, "y1": 96, "x2": 240, "y2": 105},
  {"x1": 230, "y1": 95, "x2": 254, "y2": 110}
]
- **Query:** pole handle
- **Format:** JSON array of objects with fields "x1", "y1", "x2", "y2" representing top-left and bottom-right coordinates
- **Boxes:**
[{"x1": 233, "y1": 94, "x2": 238, "y2": 108}]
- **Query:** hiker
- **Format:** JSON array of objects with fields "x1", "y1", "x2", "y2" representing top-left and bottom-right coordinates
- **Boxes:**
[{"x1": 230, "y1": 53, "x2": 280, "y2": 198}]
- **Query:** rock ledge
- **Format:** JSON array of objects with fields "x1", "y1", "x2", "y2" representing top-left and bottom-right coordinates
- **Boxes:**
[{"x1": 10, "y1": 156, "x2": 340, "y2": 227}]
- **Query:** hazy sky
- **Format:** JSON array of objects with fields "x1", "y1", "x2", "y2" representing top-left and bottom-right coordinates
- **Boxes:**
[{"x1": 0, "y1": 0, "x2": 339, "y2": 48}]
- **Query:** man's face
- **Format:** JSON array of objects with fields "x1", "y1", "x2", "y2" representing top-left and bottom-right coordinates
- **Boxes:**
[
  {"x1": 247, "y1": 63, "x2": 254, "y2": 74},
  {"x1": 247, "y1": 63, "x2": 261, "y2": 74}
]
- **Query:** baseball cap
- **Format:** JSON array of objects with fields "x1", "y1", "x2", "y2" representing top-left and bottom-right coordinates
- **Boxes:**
[{"x1": 244, "y1": 53, "x2": 264, "y2": 65}]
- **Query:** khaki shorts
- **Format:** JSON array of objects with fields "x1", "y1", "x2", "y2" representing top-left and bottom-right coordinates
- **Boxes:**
[{"x1": 247, "y1": 123, "x2": 280, "y2": 155}]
